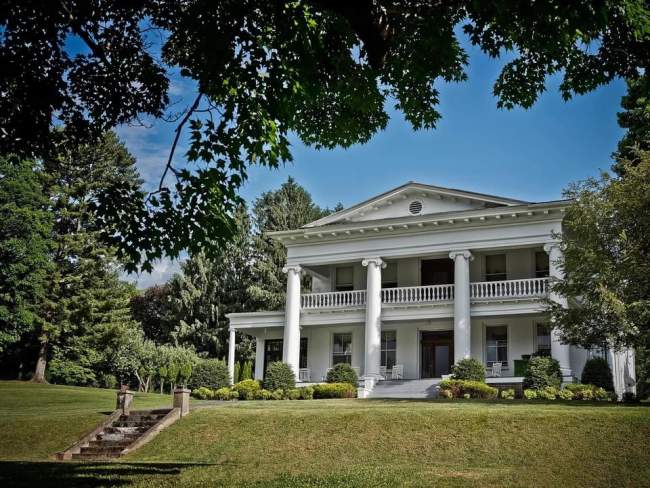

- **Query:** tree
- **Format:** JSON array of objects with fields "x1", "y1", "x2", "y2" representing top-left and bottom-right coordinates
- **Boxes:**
[
  {"x1": 3, "y1": 2, "x2": 647, "y2": 270},
  {"x1": 550, "y1": 151, "x2": 650, "y2": 353},
  {"x1": 249, "y1": 177, "x2": 333, "y2": 310},
  {"x1": 130, "y1": 284, "x2": 176, "y2": 345},
  {"x1": 0, "y1": 157, "x2": 53, "y2": 354},
  {"x1": 613, "y1": 76, "x2": 650, "y2": 174}
]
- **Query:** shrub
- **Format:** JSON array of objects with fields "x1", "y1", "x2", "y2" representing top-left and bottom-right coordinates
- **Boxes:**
[
  {"x1": 438, "y1": 380, "x2": 498, "y2": 399},
  {"x1": 263, "y1": 362, "x2": 296, "y2": 391},
  {"x1": 287, "y1": 388, "x2": 302, "y2": 400},
  {"x1": 241, "y1": 361, "x2": 253, "y2": 381},
  {"x1": 622, "y1": 391, "x2": 638, "y2": 403},
  {"x1": 99, "y1": 373, "x2": 117, "y2": 390},
  {"x1": 593, "y1": 387, "x2": 611, "y2": 401},
  {"x1": 523, "y1": 356, "x2": 561, "y2": 390},
  {"x1": 500, "y1": 388, "x2": 515, "y2": 400},
  {"x1": 214, "y1": 387, "x2": 234, "y2": 400},
  {"x1": 271, "y1": 389, "x2": 285, "y2": 400},
  {"x1": 256, "y1": 389, "x2": 272, "y2": 400},
  {"x1": 299, "y1": 386, "x2": 314, "y2": 400},
  {"x1": 558, "y1": 389, "x2": 574, "y2": 400},
  {"x1": 313, "y1": 383, "x2": 357, "y2": 399},
  {"x1": 188, "y1": 359, "x2": 230, "y2": 390},
  {"x1": 537, "y1": 386, "x2": 559, "y2": 400},
  {"x1": 326, "y1": 363, "x2": 359, "y2": 386},
  {"x1": 523, "y1": 389, "x2": 538, "y2": 400},
  {"x1": 564, "y1": 383, "x2": 611, "y2": 401},
  {"x1": 192, "y1": 386, "x2": 214, "y2": 400},
  {"x1": 581, "y1": 357, "x2": 614, "y2": 391},
  {"x1": 439, "y1": 389, "x2": 453, "y2": 399},
  {"x1": 451, "y1": 358, "x2": 486, "y2": 382},
  {"x1": 230, "y1": 390, "x2": 240, "y2": 400},
  {"x1": 232, "y1": 379, "x2": 261, "y2": 400}
]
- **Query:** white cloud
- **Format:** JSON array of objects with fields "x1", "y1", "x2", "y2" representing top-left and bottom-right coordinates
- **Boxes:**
[{"x1": 123, "y1": 257, "x2": 184, "y2": 289}]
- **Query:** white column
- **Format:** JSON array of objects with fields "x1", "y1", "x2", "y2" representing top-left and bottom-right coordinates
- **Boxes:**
[
  {"x1": 254, "y1": 337, "x2": 265, "y2": 380},
  {"x1": 228, "y1": 328, "x2": 236, "y2": 384},
  {"x1": 282, "y1": 264, "x2": 302, "y2": 378},
  {"x1": 449, "y1": 250, "x2": 473, "y2": 364},
  {"x1": 362, "y1": 257, "x2": 385, "y2": 379},
  {"x1": 544, "y1": 243, "x2": 572, "y2": 377}
]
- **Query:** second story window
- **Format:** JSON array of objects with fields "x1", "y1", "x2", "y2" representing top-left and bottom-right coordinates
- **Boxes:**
[
  {"x1": 335, "y1": 266, "x2": 353, "y2": 291},
  {"x1": 382, "y1": 262, "x2": 398, "y2": 288},
  {"x1": 535, "y1": 251, "x2": 550, "y2": 278},
  {"x1": 485, "y1": 254, "x2": 507, "y2": 282}
]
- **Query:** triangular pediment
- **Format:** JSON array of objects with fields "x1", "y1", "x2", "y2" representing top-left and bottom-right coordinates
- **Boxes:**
[{"x1": 304, "y1": 182, "x2": 527, "y2": 228}]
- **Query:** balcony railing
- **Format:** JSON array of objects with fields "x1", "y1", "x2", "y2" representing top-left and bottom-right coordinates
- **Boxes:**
[
  {"x1": 470, "y1": 277, "x2": 548, "y2": 300},
  {"x1": 301, "y1": 290, "x2": 367, "y2": 309},
  {"x1": 300, "y1": 277, "x2": 548, "y2": 310},
  {"x1": 382, "y1": 284, "x2": 454, "y2": 304}
]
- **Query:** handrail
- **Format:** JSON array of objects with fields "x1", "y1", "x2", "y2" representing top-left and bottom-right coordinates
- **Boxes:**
[
  {"x1": 301, "y1": 289, "x2": 367, "y2": 309},
  {"x1": 382, "y1": 284, "x2": 454, "y2": 304},
  {"x1": 470, "y1": 277, "x2": 549, "y2": 300}
]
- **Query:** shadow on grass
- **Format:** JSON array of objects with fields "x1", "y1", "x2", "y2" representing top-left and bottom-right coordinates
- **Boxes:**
[{"x1": 0, "y1": 461, "x2": 215, "y2": 488}]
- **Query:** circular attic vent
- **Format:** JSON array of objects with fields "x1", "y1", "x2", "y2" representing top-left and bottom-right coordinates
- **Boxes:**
[{"x1": 409, "y1": 200, "x2": 423, "y2": 215}]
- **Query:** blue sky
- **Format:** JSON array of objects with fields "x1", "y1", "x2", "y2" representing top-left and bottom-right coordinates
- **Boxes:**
[{"x1": 119, "y1": 40, "x2": 626, "y2": 288}]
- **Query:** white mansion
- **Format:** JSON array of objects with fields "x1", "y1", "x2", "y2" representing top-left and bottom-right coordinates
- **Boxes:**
[{"x1": 227, "y1": 182, "x2": 636, "y2": 398}]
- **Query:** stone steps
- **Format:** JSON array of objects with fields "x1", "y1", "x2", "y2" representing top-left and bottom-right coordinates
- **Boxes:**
[
  {"x1": 70, "y1": 408, "x2": 173, "y2": 460},
  {"x1": 368, "y1": 379, "x2": 441, "y2": 399}
]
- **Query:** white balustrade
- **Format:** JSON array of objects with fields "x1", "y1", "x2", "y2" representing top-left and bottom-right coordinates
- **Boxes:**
[
  {"x1": 300, "y1": 278, "x2": 548, "y2": 309},
  {"x1": 301, "y1": 290, "x2": 367, "y2": 309},
  {"x1": 381, "y1": 284, "x2": 454, "y2": 304},
  {"x1": 470, "y1": 277, "x2": 548, "y2": 300}
]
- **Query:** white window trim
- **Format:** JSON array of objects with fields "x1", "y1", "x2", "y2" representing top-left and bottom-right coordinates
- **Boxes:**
[
  {"x1": 330, "y1": 331, "x2": 353, "y2": 367},
  {"x1": 380, "y1": 330, "x2": 397, "y2": 368},
  {"x1": 482, "y1": 323, "x2": 510, "y2": 369}
]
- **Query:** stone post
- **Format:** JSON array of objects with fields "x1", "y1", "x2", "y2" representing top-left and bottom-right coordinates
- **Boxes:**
[
  {"x1": 282, "y1": 264, "x2": 302, "y2": 378},
  {"x1": 173, "y1": 388, "x2": 191, "y2": 417},
  {"x1": 116, "y1": 385, "x2": 134, "y2": 415},
  {"x1": 449, "y1": 250, "x2": 473, "y2": 364},
  {"x1": 362, "y1": 257, "x2": 385, "y2": 380}
]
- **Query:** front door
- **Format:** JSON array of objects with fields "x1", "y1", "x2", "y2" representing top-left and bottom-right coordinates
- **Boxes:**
[
  {"x1": 421, "y1": 331, "x2": 454, "y2": 378},
  {"x1": 263, "y1": 339, "x2": 283, "y2": 377}
]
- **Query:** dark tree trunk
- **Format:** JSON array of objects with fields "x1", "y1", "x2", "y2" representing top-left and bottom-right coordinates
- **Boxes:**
[{"x1": 32, "y1": 341, "x2": 48, "y2": 383}]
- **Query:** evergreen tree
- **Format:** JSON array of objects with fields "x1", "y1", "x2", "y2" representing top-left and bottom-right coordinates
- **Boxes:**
[
  {"x1": 613, "y1": 76, "x2": 650, "y2": 174},
  {"x1": 130, "y1": 284, "x2": 176, "y2": 345},
  {"x1": 248, "y1": 177, "x2": 335, "y2": 310}
]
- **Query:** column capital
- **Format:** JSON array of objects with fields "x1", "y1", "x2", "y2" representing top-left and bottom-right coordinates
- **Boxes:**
[
  {"x1": 282, "y1": 264, "x2": 302, "y2": 274},
  {"x1": 543, "y1": 242, "x2": 561, "y2": 255},
  {"x1": 362, "y1": 257, "x2": 387, "y2": 269},
  {"x1": 449, "y1": 250, "x2": 473, "y2": 261}
]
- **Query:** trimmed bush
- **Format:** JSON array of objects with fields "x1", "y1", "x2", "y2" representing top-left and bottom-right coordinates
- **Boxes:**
[
  {"x1": 232, "y1": 379, "x2": 261, "y2": 400},
  {"x1": 523, "y1": 356, "x2": 561, "y2": 390},
  {"x1": 564, "y1": 383, "x2": 613, "y2": 401},
  {"x1": 287, "y1": 388, "x2": 302, "y2": 400},
  {"x1": 188, "y1": 359, "x2": 230, "y2": 390},
  {"x1": 581, "y1": 357, "x2": 614, "y2": 391},
  {"x1": 192, "y1": 386, "x2": 214, "y2": 400},
  {"x1": 439, "y1": 389, "x2": 453, "y2": 399},
  {"x1": 313, "y1": 383, "x2": 357, "y2": 399},
  {"x1": 99, "y1": 373, "x2": 117, "y2": 390},
  {"x1": 241, "y1": 361, "x2": 253, "y2": 381},
  {"x1": 271, "y1": 389, "x2": 285, "y2": 400},
  {"x1": 500, "y1": 388, "x2": 515, "y2": 400},
  {"x1": 438, "y1": 379, "x2": 498, "y2": 399},
  {"x1": 451, "y1": 358, "x2": 486, "y2": 382},
  {"x1": 214, "y1": 387, "x2": 234, "y2": 400},
  {"x1": 263, "y1": 362, "x2": 296, "y2": 391},
  {"x1": 299, "y1": 386, "x2": 314, "y2": 400},
  {"x1": 537, "y1": 386, "x2": 559, "y2": 400},
  {"x1": 558, "y1": 389, "x2": 574, "y2": 400},
  {"x1": 326, "y1": 363, "x2": 359, "y2": 386},
  {"x1": 257, "y1": 389, "x2": 272, "y2": 400},
  {"x1": 523, "y1": 389, "x2": 537, "y2": 400}
]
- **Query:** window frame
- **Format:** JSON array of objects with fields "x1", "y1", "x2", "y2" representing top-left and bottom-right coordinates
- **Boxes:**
[
  {"x1": 534, "y1": 251, "x2": 550, "y2": 278},
  {"x1": 484, "y1": 324, "x2": 509, "y2": 368},
  {"x1": 332, "y1": 332, "x2": 353, "y2": 366},
  {"x1": 534, "y1": 323, "x2": 551, "y2": 357},
  {"x1": 484, "y1": 254, "x2": 507, "y2": 282},
  {"x1": 380, "y1": 330, "x2": 397, "y2": 369},
  {"x1": 335, "y1": 266, "x2": 354, "y2": 292},
  {"x1": 299, "y1": 337, "x2": 308, "y2": 369}
]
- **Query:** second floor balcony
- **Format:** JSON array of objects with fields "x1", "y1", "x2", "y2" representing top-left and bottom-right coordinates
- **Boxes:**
[{"x1": 300, "y1": 277, "x2": 549, "y2": 310}]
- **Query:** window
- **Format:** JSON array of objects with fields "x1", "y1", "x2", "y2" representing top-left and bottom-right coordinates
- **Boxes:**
[
  {"x1": 381, "y1": 331, "x2": 397, "y2": 369},
  {"x1": 299, "y1": 338, "x2": 308, "y2": 369},
  {"x1": 535, "y1": 323, "x2": 551, "y2": 356},
  {"x1": 332, "y1": 333, "x2": 352, "y2": 365},
  {"x1": 335, "y1": 266, "x2": 354, "y2": 291},
  {"x1": 263, "y1": 339, "x2": 283, "y2": 377},
  {"x1": 535, "y1": 251, "x2": 549, "y2": 278},
  {"x1": 485, "y1": 254, "x2": 507, "y2": 281},
  {"x1": 382, "y1": 262, "x2": 398, "y2": 288},
  {"x1": 485, "y1": 325, "x2": 508, "y2": 367}
]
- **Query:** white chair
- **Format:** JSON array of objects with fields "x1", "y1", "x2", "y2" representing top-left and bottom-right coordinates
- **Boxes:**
[
  {"x1": 379, "y1": 366, "x2": 387, "y2": 380},
  {"x1": 490, "y1": 362, "x2": 502, "y2": 378},
  {"x1": 391, "y1": 364, "x2": 404, "y2": 380},
  {"x1": 299, "y1": 368, "x2": 311, "y2": 382},
  {"x1": 322, "y1": 367, "x2": 333, "y2": 381}
]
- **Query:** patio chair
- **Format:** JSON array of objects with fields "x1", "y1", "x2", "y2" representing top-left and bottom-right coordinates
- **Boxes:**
[
  {"x1": 379, "y1": 365, "x2": 387, "y2": 380},
  {"x1": 322, "y1": 367, "x2": 332, "y2": 381},
  {"x1": 490, "y1": 362, "x2": 502, "y2": 378},
  {"x1": 391, "y1": 364, "x2": 404, "y2": 380},
  {"x1": 298, "y1": 368, "x2": 311, "y2": 382}
]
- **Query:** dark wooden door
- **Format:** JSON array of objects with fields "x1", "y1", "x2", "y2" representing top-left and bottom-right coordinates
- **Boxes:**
[
  {"x1": 421, "y1": 331, "x2": 454, "y2": 378},
  {"x1": 421, "y1": 259, "x2": 454, "y2": 286}
]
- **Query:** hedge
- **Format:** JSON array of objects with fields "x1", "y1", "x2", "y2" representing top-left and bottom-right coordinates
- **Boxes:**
[
  {"x1": 188, "y1": 359, "x2": 230, "y2": 390},
  {"x1": 581, "y1": 358, "x2": 614, "y2": 391},
  {"x1": 313, "y1": 383, "x2": 357, "y2": 399},
  {"x1": 263, "y1": 362, "x2": 296, "y2": 391},
  {"x1": 451, "y1": 358, "x2": 486, "y2": 382},
  {"x1": 326, "y1": 363, "x2": 358, "y2": 385},
  {"x1": 438, "y1": 379, "x2": 498, "y2": 399}
]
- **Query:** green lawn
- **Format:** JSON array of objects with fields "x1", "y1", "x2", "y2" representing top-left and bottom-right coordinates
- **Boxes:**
[{"x1": 1, "y1": 381, "x2": 649, "y2": 487}]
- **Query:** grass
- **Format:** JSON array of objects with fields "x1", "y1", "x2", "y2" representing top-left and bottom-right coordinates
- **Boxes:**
[{"x1": 1, "y1": 381, "x2": 649, "y2": 487}]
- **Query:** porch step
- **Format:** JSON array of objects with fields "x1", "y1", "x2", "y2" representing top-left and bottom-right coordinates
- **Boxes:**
[{"x1": 368, "y1": 379, "x2": 441, "y2": 399}]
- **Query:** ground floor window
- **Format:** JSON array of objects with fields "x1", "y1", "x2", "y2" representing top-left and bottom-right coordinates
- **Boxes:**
[
  {"x1": 264, "y1": 339, "x2": 283, "y2": 375},
  {"x1": 485, "y1": 325, "x2": 508, "y2": 367},
  {"x1": 299, "y1": 337, "x2": 308, "y2": 369},
  {"x1": 535, "y1": 323, "x2": 551, "y2": 356},
  {"x1": 332, "y1": 333, "x2": 352, "y2": 365},
  {"x1": 381, "y1": 331, "x2": 396, "y2": 369}
]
